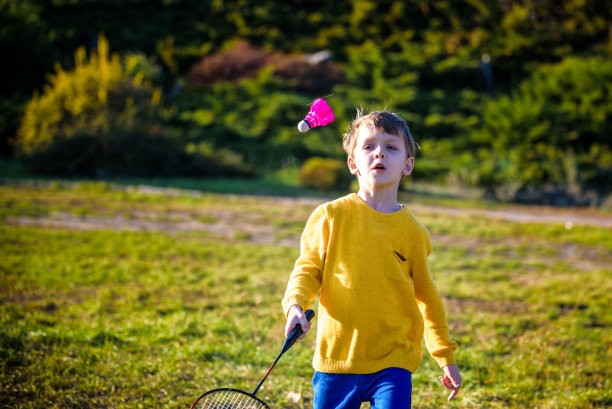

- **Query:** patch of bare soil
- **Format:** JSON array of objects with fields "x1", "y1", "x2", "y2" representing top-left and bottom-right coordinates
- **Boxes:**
[
  {"x1": 411, "y1": 203, "x2": 612, "y2": 228},
  {"x1": 5, "y1": 190, "x2": 610, "y2": 271},
  {"x1": 443, "y1": 296, "x2": 530, "y2": 315},
  {"x1": 9, "y1": 210, "x2": 302, "y2": 247},
  {"x1": 432, "y1": 233, "x2": 611, "y2": 273}
]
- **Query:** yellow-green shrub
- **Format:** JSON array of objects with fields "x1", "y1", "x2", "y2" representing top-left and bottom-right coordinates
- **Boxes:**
[
  {"x1": 299, "y1": 157, "x2": 351, "y2": 191},
  {"x1": 10, "y1": 34, "x2": 232, "y2": 177},
  {"x1": 15, "y1": 34, "x2": 162, "y2": 155}
]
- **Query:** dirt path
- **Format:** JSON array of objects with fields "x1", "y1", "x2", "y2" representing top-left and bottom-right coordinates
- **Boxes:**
[
  {"x1": 410, "y1": 203, "x2": 612, "y2": 228},
  {"x1": 7, "y1": 187, "x2": 611, "y2": 239},
  {"x1": 11, "y1": 209, "x2": 302, "y2": 247},
  {"x1": 6, "y1": 187, "x2": 611, "y2": 274},
  {"x1": 10, "y1": 199, "x2": 611, "y2": 234},
  {"x1": 10, "y1": 205, "x2": 610, "y2": 273}
]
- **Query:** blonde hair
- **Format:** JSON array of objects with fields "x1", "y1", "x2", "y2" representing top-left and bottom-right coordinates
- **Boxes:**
[{"x1": 342, "y1": 109, "x2": 418, "y2": 158}]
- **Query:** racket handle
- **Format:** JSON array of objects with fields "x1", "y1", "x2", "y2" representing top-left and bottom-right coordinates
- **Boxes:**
[
  {"x1": 252, "y1": 309, "x2": 315, "y2": 396},
  {"x1": 281, "y1": 309, "x2": 314, "y2": 354}
]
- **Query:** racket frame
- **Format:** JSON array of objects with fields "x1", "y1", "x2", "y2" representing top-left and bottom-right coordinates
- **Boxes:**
[
  {"x1": 190, "y1": 309, "x2": 314, "y2": 408},
  {"x1": 190, "y1": 387, "x2": 270, "y2": 409}
]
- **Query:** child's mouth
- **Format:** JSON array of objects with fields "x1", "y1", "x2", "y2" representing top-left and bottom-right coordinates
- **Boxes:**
[{"x1": 373, "y1": 164, "x2": 386, "y2": 172}]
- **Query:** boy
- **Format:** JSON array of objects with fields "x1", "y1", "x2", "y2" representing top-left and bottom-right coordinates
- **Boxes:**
[{"x1": 282, "y1": 110, "x2": 461, "y2": 408}]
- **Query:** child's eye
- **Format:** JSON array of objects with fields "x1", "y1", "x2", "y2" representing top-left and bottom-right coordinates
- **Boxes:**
[
  {"x1": 363, "y1": 145, "x2": 372, "y2": 150},
  {"x1": 387, "y1": 145, "x2": 398, "y2": 150}
]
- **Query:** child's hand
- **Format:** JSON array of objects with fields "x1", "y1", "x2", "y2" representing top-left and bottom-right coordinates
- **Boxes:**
[
  {"x1": 439, "y1": 364, "x2": 462, "y2": 402},
  {"x1": 285, "y1": 305, "x2": 311, "y2": 340}
]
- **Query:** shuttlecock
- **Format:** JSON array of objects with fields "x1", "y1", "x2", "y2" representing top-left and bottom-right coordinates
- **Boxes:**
[{"x1": 297, "y1": 98, "x2": 335, "y2": 132}]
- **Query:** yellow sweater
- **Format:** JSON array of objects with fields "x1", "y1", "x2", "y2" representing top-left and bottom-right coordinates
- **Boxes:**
[{"x1": 282, "y1": 193, "x2": 457, "y2": 374}]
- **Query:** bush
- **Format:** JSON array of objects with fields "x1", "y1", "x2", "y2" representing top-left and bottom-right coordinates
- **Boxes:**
[
  {"x1": 26, "y1": 128, "x2": 184, "y2": 178},
  {"x1": 15, "y1": 34, "x2": 160, "y2": 156},
  {"x1": 26, "y1": 128, "x2": 252, "y2": 178},
  {"x1": 187, "y1": 41, "x2": 271, "y2": 85},
  {"x1": 187, "y1": 40, "x2": 343, "y2": 94},
  {"x1": 14, "y1": 34, "x2": 252, "y2": 178},
  {"x1": 299, "y1": 157, "x2": 351, "y2": 191},
  {"x1": 176, "y1": 67, "x2": 347, "y2": 171},
  {"x1": 270, "y1": 54, "x2": 344, "y2": 95},
  {"x1": 457, "y1": 56, "x2": 612, "y2": 204}
]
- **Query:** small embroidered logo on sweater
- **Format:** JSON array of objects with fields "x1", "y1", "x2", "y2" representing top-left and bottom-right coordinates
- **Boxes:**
[{"x1": 393, "y1": 250, "x2": 406, "y2": 262}]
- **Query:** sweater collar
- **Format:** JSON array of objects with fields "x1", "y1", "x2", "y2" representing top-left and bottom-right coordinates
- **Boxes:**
[{"x1": 348, "y1": 193, "x2": 408, "y2": 218}]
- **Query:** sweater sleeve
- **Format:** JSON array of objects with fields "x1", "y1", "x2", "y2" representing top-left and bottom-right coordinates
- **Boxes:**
[
  {"x1": 412, "y1": 229, "x2": 458, "y2": 368},
  {"x1": 282, "y1": 204, "x2": 329, "y2": 316}
]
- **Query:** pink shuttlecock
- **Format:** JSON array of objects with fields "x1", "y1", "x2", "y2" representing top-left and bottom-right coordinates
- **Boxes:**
[{"x1": 298, "y1": 98, "x2": 335, "y2": 132}]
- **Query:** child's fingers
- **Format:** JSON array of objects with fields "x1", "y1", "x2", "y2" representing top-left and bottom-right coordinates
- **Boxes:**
[
  {"x1": 447, "y1": 387, "x2": 459, "y2": 401},
  {"x1": 296, "y1": 312, "x2": 311, "y2": 339},
  {"x1": 284, "y1": 315, "x2": 300, "y2": 337},
  {"x1": 439, "y1": 376, "x2": 453, "y2": 389},
  {"x1": 285, "y1": 306, "x2": 310, "y2": 339},
  {"x1": 297, "y1": 320, "x2": 311, "y2": 340},
  {"x1": 439, "y1": 376, "x2": 460, "y2": 401}
]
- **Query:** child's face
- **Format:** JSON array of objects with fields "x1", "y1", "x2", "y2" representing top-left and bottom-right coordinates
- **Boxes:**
[{"x1": 348, "y1": 126, "x2": 414, "y2": 190}]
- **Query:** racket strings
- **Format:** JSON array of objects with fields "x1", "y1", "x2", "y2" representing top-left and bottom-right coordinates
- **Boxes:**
[{"x1": 195, "y1": 390, "x2": 267, "y2": 409}]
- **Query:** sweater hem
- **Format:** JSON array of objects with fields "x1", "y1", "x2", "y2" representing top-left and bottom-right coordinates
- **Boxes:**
[{"x1": 313, "y1": 353, "x2": 422, "y2": 375}]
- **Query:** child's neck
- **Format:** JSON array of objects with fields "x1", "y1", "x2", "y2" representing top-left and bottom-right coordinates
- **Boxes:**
[{"x1": 356, "y1": 187, "x2": 402, "y2": 213}]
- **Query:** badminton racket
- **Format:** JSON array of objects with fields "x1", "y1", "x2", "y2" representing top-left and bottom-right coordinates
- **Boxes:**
[{"x1": 190, "y1": 309, "x2": 315, "y2": 409}]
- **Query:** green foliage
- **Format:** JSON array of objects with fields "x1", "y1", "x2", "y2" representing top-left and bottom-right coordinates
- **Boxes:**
[
  {"x1": 340, "y1": 41, "x2": 419, "y2": 110},
  {"x1": 0, "y1": 0, "x2": 52, "y2": 95},
  {"x1": 460, "y1": 56, "x2": 612, "y2": 203},
  {"x1": 176, "y1": 68, "x2": 347, "y2": 171},
  {"x1": 299, "y1": 157, "x2": 352, "y2": 191},
  {"x1": 3, "y1": 0, "x2": 612, "y2": 203},
  {"x1": 0, "y1": 0, "x2": 54, "y2": 155}
]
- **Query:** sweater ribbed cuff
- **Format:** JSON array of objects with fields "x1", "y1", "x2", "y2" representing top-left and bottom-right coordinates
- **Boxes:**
[
  {"x1": 282, "y1": 296, "x2": 309, "y2": 317},
  {"x1": 434, "y1": 354, "x2": 456, "y2": 369}
]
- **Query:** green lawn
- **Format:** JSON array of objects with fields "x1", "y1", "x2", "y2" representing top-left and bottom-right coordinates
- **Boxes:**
[{"x1": 1, "y1": 182, "x2": 610, "y2": 408}]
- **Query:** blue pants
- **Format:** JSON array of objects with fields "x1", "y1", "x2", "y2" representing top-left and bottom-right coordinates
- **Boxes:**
[{"x1": 312, "y1": 367, "x2": 412, "y2": 409}]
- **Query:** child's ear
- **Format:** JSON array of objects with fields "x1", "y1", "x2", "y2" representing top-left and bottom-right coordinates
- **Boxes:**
[
  {"x1": 403, "y1": 157, "x2": 415, "y2": 176},
  {"x1": 347, "y1": 156, "x2": 360, "y2": 175}
]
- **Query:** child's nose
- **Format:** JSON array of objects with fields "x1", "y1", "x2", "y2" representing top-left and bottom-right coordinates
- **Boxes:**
[{"x1": 374, "y1": 147, "x2": 386, "y2": 158}]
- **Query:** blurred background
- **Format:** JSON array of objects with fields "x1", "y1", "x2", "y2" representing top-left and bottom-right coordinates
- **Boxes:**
[
  {"x1": 2, "y1": 3, "x2": 611, "y2": 408},
  {"x1": 2, "y1": 0, "x2": 611, "y2": 206}
]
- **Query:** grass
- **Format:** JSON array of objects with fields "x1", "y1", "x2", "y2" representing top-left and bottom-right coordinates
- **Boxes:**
[{"x1": 1, "y1": 181, "x2": 611, "y2": 408}]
